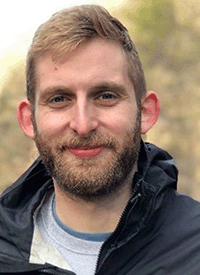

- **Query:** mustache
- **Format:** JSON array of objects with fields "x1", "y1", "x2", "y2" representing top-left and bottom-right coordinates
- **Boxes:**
[{"x1": 56, "y1": 133, "x2": 117, "y2": 151}]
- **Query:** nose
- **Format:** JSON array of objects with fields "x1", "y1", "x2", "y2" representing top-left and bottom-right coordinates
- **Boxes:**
[{"x1": 69, "y1": 98, "x2": 99, "y2": 136}]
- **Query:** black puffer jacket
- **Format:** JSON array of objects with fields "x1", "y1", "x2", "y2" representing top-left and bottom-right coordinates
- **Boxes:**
[{"x1": 0, "y1": 142, "x2": 200, "y2": 275}]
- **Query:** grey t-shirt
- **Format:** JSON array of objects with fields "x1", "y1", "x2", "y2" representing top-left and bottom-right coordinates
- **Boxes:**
[{"x1": 36, "y1": 191, "x2": 111, "y2": 275}]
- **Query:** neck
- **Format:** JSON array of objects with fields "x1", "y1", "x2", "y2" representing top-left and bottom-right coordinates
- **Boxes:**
[{"x1": 54, "y1": 171, "x2": 135, "y2": 233}]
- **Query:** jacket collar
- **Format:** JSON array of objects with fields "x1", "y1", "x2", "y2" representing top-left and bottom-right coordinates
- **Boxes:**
[{"x1": 99, "y1": 141, "x2": 178, "y2": 248}]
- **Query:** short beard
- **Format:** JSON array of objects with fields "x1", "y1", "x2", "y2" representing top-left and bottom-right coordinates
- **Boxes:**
[{"x1": 33, "y1": 112, "x2": 141, "y2": 202}]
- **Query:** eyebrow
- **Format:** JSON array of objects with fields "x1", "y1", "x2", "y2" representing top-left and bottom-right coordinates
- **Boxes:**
[
  {"x1": 38, "y1": 81, "x2": 129, "y2": 101},
  {"x1": 38, "y1": 85, "x2": 73, "y2": 101},
  {"x1": 89, "y1": 81, "x2": 129, "y2": 95}
]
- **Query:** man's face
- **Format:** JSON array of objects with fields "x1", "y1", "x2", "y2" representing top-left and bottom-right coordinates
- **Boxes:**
[{"x1": 32, "y1": 38, "x2": 141, "y2": 200}]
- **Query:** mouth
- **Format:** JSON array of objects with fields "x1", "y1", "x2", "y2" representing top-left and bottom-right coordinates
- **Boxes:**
[{"x1": 68, "y1": 147, "x2": 104, "y2": 158}]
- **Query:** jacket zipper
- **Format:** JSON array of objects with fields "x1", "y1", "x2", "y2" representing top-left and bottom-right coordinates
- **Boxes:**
[
  {"x1": 40, "y1": 270, "x2": 58, "y2": 275},
  {"x1": 40, "y1": 268, "x2": 75, "y2": 275},
  {"x1": 94, "y1": 178, "x2": 142, "y2": 274}
]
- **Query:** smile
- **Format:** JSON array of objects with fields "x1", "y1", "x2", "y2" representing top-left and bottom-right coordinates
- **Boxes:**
[{"x1": 68, "y1": 147, "x2": 104, "y2": 157}]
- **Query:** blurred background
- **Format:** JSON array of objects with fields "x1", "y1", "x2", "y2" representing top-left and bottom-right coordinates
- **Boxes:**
[{"x1": 1, "y1": 0, "x2": 200, "y2": 200}]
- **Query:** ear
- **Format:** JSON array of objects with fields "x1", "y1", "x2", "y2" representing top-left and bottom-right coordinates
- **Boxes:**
[
  {"x1": 141, "y1": 91, "x2": 160, "y2": 134},
  {"x1": 17, "y1": 99, "x2": 35, "y2": 139}
]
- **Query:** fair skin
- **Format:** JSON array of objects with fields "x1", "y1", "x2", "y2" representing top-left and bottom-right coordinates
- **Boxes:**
[{"x1": 17, "y1": 38, "x2": 159, "y2": 233}]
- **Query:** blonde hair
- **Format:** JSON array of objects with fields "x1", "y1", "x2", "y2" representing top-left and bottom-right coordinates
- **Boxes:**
[{"x1": 26, "y1": 5, "x2": 146, "y2": 107}]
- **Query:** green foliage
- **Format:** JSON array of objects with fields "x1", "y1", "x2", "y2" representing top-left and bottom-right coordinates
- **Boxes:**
[{"x1": 118, "y1": 0, "x2": 200, "y2": 198}]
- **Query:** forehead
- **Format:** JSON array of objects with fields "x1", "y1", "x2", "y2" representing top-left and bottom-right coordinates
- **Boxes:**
[{"x1": 34, "y1": 38, "x2": 133, "y2": 93}]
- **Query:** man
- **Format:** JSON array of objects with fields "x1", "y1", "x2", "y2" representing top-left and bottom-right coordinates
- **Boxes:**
[{"x1": 0, "y1": 5, "x2": 200, "y2": 275}]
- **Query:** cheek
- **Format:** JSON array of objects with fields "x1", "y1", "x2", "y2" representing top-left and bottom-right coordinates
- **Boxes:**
[
  {"x1": 35, "y1": 111, "x2": 69, "y2": 137},
  {"x1": 102, "y1": 107, "x2": 137, "y2": 135}
]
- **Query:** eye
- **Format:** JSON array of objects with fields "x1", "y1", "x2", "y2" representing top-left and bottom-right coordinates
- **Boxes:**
[
  {"x1": 99, "y1": 93, "x2": 116, "y2": 100},
  {"x1": 51, "y1": 95, "x2": 66, "y2": 103},
  {"x1": 48, "y1": 94, "x2": 71, "y2": 108},
  {"x1": 95, "y1": 92, "x2": 119, "y2": 106}
]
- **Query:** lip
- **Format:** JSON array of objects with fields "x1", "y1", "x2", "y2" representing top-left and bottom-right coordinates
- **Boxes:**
[{"x1": 68, "y1": 147, "x2": 104, "y2": 158}]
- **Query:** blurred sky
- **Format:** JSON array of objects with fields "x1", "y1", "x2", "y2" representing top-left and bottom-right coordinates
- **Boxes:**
[{"x1": 0, "y1": 0, "x2": 123, "y2": 87}]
